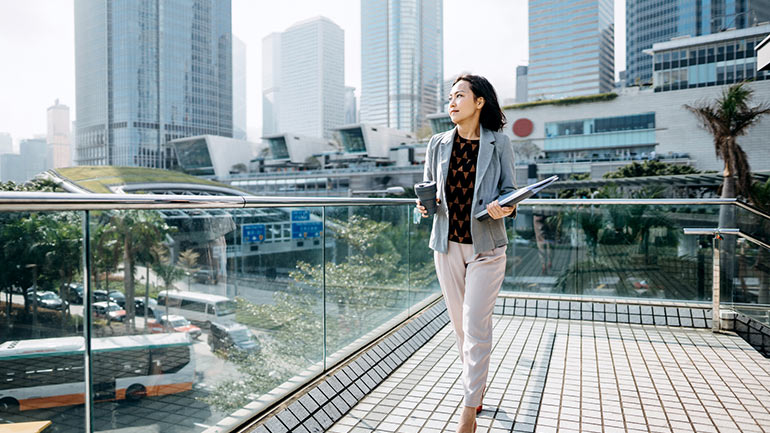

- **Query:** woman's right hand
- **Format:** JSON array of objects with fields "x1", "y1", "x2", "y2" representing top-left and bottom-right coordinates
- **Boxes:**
[{"x1": 415, "y1": 198, "x2": 440, "y2": 218}]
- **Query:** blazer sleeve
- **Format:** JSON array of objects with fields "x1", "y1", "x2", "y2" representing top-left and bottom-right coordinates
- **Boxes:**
[
  {"x1": 423, "y1": 134, "x2": 438, "y2": 183},
  {"x1": 496, "y1": 133, "x2": 518, "y2": 218}
]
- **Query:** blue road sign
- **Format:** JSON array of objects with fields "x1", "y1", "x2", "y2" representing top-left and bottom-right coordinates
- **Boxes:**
[
  {"x1": 242, "y1": 224, "x2": 266, "y2": 244},
  {"x1": 292, "y1": 221, "x2": 323, "y2": 239},
  {"x1": 291, "y1": 210, "x2": 310, "y2": 221}
]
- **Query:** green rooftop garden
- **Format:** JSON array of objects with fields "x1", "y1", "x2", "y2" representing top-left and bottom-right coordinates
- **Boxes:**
[
  {"x1": 502, "y1": 92, "x2": 618, "y2": 110},
  {"x1": 53, "y1": 166, "x2": 229, "y2": 193}
]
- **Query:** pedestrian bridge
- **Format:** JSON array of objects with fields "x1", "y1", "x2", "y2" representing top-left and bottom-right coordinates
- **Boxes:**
[{"x1": 0, "y1": 193, "x2": 768, "y2": 433}]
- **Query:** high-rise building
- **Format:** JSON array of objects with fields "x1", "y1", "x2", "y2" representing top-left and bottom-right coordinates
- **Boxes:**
[
  {"x1": 345, "y1": 87, "x2": 358, "y2": 125},
  {"x1": 261, "y1": 32, "x2": 282, "y2": 136},
  {"x1": 360, "y1": 0, "x2": 444, "y2": 133},
  {"x1": 528, "y1": 0, "x2": 614, "y2": 100},
  {"x1": 1, "y1": 138, "x2": 48, "y2": 183},
  {"x1": 626, "y1": 0, "x2": 770, "y2": 86},
  {"x1": 516, "y1": 66, "x2": 529, "y2": 103},
  {"x1": 0, "y1": 133, "x2": 12, "y2": 155},
  {"x1": 233, "y1": 36, "x2": 247, "y2": 140},
  {"x1": 47, "y1": 99, "x2": 71, "y2": 168},
  {"x1": 278, "y1": 17, "x2": 345, "y2": 139},
  {"x1": 74, "y1": 0, "x2": 233, "y2": 167}
]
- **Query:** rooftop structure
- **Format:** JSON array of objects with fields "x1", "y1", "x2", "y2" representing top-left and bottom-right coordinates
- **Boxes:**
[
  {"x1": 626, "y1": 0, "x2": 770, "y2": 86},
  {"x1": 168, "y1": 135, "x2": 254, "y2": 179},
  {"x1": 648, "y1": 23, "x2": 770, "y2": 93}
]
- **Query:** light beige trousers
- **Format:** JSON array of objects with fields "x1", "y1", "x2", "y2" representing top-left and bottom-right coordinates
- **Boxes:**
[{"x1": 434, "y1": 241, "x2": 507, "y2": 407}]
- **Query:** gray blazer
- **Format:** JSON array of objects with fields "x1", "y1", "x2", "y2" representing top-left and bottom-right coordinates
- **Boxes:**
[{"x1": 423, "y1": 126, "x2": 517, "y2": 255}]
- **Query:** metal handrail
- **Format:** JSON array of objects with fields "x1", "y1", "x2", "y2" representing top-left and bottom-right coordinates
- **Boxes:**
[
  {"x1": 683, "y1": 228, "x2": 770, "y2": 251},
  {"x1": 0, "y1": 193, "x2": 769, "y2": 217}
]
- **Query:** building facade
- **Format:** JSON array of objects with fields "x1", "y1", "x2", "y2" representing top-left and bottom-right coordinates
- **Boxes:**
[
  {"x1": 516, "y1": 65, "x2": 529, "y2": 103},
  {"x1": 345, "y1": 87, "x2": 358, "y2": 125},
  {"x1": 261, "y1": 32, "x2": 282, "y2": 136},
  {"x1": 47, "y1": 99, "x2": 71, "y2": 168},
  {"x1": 503, "y1": 80, "x2": 770, "y2": 179},
  {"x1": 650, "y1": 23, "x2": 770, "y2": 92},
  {"x1": 0, "y1": 133, "x2": 12, "y2": 155},
  {"x1": 1, "y1": 138, "x2": 49, "y2": 183},
  {"x1": 277, "y1": 17, "x2": 345, "y2": 139},
  {"x1": 528, "y1": 0, "x2": 614, "y2": 100},
  {"x1": 626, "y1": 0, "x2": 770, "y2": 87},
  {"x1": 74, "y1": 0, "x2": 233, "y2": 167},
  {"x1": 233, "y1": 35, "x2": 247, "y2": 140},
  {"x1": 360, "y1": 0, "x2": 443, "y2": 133}
]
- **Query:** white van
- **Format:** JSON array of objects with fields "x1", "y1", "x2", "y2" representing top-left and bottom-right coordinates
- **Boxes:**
[{"x1": 156, "y1": 291, "x2": 236, "y2": 325}]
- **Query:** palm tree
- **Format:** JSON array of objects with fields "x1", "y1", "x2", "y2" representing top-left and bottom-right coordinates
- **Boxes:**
[
  {"x1": 685, "y1": 82, "x2": 770, "y2": 200},
  {"x1": 686, "y1": 82, "x2": 770, "y2": 299},
  {"x1": 106, "y1": 210, "x2": 169, "y2": 331},
  {"x1": 177, "y1": 249, "x2": 200, "y2": 290}
]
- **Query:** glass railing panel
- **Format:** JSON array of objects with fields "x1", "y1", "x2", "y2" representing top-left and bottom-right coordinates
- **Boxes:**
[
  {"x1": 87, "y1": 207, "x2": 325, "y2": 431},
  {"x1": 323, "y1": 205, "x2": 411, "y2": 365},
  {"x1": 735, "y1": 203, "x2": 770, "y2": 247},
  {"x1": 0, "y1": 210, "x2": 85, "y2": 427},
  {"x1": 724, "y1": 236, "x2": 770, "y2": 325},
  {"x1": 409, "y1": 205, "x2": 440, "y2": 314},
  {"x1": 504, "y1": 203, "x2": 720, "y2": 302}
]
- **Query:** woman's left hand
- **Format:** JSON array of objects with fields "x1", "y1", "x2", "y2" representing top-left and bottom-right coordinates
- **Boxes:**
[{"x1": 486, "y1": 200, "x2": 516, "y2": 220}]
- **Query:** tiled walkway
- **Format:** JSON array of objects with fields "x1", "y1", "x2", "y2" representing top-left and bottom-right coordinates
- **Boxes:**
[{"x1": 328, "y1": 315, "x2": 770, "y2": 433}]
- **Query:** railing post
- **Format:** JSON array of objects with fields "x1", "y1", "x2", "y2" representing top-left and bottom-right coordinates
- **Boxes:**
[
  {"x1": 712, "y1": 234, "x2": 720, "y2": 332},
  {"x1": 82, "y1": 210, "x2": 94, "y2": 432}
]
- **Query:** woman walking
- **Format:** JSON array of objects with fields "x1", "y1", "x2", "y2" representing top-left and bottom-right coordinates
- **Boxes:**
[{"x1": 417, "y1": 74, "x2": 516, "y2": 433}]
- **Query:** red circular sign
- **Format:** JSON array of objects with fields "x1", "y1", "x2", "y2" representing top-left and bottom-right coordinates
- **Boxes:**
[{"x1": 512, "y1": 118, "x2": 534, "y2": 137}]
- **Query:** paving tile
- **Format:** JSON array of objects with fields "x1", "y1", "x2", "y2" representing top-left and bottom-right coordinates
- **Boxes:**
[{"x1": 320, "y1": 313, "x2": 770, "y2": 433}]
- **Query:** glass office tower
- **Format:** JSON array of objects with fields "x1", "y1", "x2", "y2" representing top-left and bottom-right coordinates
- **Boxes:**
[
  {"x1": 74, "y1": 0, "x2": 233, "y2": 167},
  {"x1": 279, "y1": 17, "x2": 345, "y2": 140},
  {"x1": 626, "y1": 0, "x2": 770, "y2": 86},
  {"x1": 360, "y1": 0, "x2": 443, "y2": 133},
  {"x1": 528, "y1": 0, "x2": 615, "y2": 100}
]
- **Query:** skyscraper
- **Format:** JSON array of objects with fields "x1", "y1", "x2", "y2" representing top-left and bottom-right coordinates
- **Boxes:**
[
  {"x1": 345, "y1": 87, "x2": 358, "y2": 125},
  {"x1": 516, "y1": 66, "x2": 529, "y2": 103},
  {"x1": 528, "y1": 0, "x2": 614, "y2": 100},
  {"x1": 626, "y1": 0, "x2": 770, "y2": 86},
  {"x1": 233, "y1": 35, "x2": 247, "y2": 140},
  {"x1": 47, "y1": 99, "x2": 71, "y2": 168},
  {"x1": 0, "y1": 133, "x2": 12, "y2": 155},
  {"x1": 262, "y1": 32, "x2": 282, "y2": 136},
  {"x1": 74, "y1": 0, "x2": 233, "y2": 167},
  {"x1": 360, "y1": 0, "x2": 443, "y2": 133},
  {"x1": 278, "y1": 17, "x2": 345, "y2": 139}
]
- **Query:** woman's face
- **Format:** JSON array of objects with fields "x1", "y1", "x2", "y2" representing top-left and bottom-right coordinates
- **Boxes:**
[{"x1": 448, "y1": 80, "x2": 484, "y2": 125}]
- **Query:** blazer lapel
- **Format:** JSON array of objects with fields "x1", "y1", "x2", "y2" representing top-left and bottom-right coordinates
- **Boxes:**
[{"x1": 475, "y1": 127, "x2": 495, "y2": 185}]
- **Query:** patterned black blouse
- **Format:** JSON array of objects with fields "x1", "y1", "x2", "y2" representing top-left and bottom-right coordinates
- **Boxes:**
[{"x1": 445, "y1": 133, "x2": 480, "y2": 244}]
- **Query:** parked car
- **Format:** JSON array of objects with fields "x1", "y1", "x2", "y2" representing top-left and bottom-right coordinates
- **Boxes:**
[
  {"x1": 108, "y1": 291, "x2": 126, "y2": 307},
  {"x1": 208, "y1": 321, "x2": 260, "y2": 354},
  {"x1": 134, "y1": 298, "x2": 158, "y2": 317},
  {"x1": 193, "y1": 269, "x2": 215, "y2": 284},
  {"x1": 34, "y1": 291, "x2": 68, "y2": 311},
  {"x1": 93, "y1": 301, "x2": 126, "y2": 322},
  {"x1": 148, "y1": 315, "x2": 201, "y2": 340},
  {"x1": 93, "y1": 290, "x2": 110, "y2": 303},
  {"x1": 67, "y1": 284, "x2": 84, "y2": 304}
]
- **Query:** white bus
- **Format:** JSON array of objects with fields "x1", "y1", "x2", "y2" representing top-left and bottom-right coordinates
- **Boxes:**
[
  {"x1": 156, "y1": 290, "x2": 237, "y2": 325},
  {"x1": 0, "y1": 333, "x2": 194, "y2": 412}
]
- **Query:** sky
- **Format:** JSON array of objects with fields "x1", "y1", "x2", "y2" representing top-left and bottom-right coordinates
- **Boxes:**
[{"x1": 0, "y1": 0, "x2": 626, "y2": 148}]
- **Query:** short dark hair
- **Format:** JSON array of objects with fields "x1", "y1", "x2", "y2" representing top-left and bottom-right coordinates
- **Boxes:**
[{"x1": 452, "y1": 74, "x2": 507, "y2": 132}]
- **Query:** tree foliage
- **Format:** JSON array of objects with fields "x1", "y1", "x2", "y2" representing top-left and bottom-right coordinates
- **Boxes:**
[
  {"x1": 685, "y1": 82, "x2": 770, "y2": 199},
  {"x1": 603, "y1": 160, "x2": 700, "y2": 179}
]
